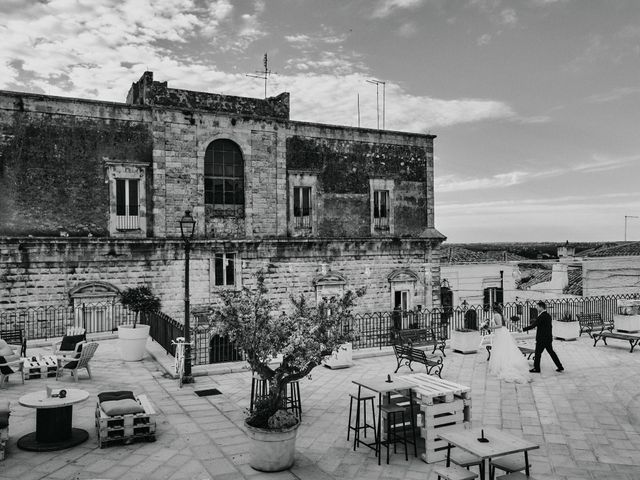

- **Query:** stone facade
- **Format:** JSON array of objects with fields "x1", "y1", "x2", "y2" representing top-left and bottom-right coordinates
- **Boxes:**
[{"x1": 0, "y1": 72, "x2": 445, "y2": 319}]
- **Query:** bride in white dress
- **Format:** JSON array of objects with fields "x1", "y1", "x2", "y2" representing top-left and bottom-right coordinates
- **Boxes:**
[{"x1": 488, "y1": 307, "x2": 531, "y2": 384}]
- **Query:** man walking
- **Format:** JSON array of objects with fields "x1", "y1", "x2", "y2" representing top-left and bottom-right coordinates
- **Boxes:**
[{"x1": 522, "y1": 301, "x2": 564, "y2": 373}]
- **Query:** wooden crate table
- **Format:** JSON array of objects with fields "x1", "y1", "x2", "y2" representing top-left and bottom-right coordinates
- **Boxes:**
[
  {"x1": 22, "y1": 356, "x2": 58, "y2": 380},
  {"x1": 95, "y1": 394, "x2": 156, "y2": 447},
  {"x1": 399, "y1": 373, "x2": 472, "y2": 463}
]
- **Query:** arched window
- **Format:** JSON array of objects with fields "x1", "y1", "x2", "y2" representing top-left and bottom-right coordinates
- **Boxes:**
[{"x1": 204, "y1": 139, "x2": 244, "y2": 215}]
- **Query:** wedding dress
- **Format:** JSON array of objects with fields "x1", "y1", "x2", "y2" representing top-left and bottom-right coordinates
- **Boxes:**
[{"x1": 488, "y1": 320, "x2": 531, "y2": 384}]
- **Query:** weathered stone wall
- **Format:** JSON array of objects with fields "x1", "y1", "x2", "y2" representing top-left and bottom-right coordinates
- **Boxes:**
[
  {"x1": 127, "y1": 71, "x2": 290, "y2": 120},
  {"x1": 0, "y1": 238, "x2": 440, "y2": 319},
  {"x1": 0, "y1": 92, "x2": 153, "y2": 237}
]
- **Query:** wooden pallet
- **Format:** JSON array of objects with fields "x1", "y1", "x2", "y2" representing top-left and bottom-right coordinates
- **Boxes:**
[
  {"x1": 23, "y1": 356, "x2": 58, "y2": 380},
  {"x1": 95, "y1": 394, "x2": 156, "y2": 448},
  {"x1": 0, "y1": 426, "x2": 7, "y2": 461},
  {"x1": 399, "y1": 373, "x2": 471, "y2": 405}
]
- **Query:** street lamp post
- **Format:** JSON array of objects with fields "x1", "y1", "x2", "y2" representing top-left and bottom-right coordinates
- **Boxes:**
[{"x1": 179, "y1": 210, "x2": 196, "y2": 385}]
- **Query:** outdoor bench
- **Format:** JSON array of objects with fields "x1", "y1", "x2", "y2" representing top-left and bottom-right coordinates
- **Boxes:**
[
  {"x1": 0, "y1": 328, "x2": 26, "y2": 357},
  {"x1": 396, "y1": 327, "x2": 447, "y2": 357},
  {"x1": 592, "y1": 331, "x2": 640, "y2": 353},
  {"x1": 392, "y1": 344, "x2": 443, "y2": 378},
  {"x1": 577, "y1": 313, "x2": 612, "y2": 338}
]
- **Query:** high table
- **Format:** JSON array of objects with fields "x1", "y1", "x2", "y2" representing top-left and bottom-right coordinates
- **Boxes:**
[
  {"x1": 352, "y1": 376, "x2": 417, "y2": 465},
  {"x1": 438, "y1": 426, "x2": 539, "y2": 480},
  {"x1": 18, "y1": 388, "x2": 90, "y2": 451}
]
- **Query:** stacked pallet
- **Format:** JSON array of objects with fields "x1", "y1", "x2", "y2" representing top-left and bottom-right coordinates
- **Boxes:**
[
  {"x1": 23, "y1": 356, "x2": 58, "y2": 380},
  {"x1": 399, "y1": 373, "x2": 471, "y2": 463},
  {"x1": 95, "y1": 394, "x2": 156, "y2": 448}
]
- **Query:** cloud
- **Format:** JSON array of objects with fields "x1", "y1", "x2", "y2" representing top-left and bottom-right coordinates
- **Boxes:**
[
  {"x1": 477, "y1": 33, "x2": 492, "y2": 46},
  {"x1": 436, "y1": 171, "x2": 530, "y2": 192},
  {"x1": 372, "y1": 0, "x2": 425, "y2": 18},
  {"x1": 398, "y1": 22, "x2": 418, "y2": 37},
  {"x1": 585, "y1": 87, "x2": 640, "y2": 104},
  {"x1": 529, "y1": 0, "x2": 571, "y2": 5},
  {"x1": 499, "y1": 8, "x2": 517, "y2": 26},
  {"x1": 573, "y1": 154, "x2": 640, "y2": 174},
  {"x1": 436, "y1": 153, "x2": 640, "y2": 194}
]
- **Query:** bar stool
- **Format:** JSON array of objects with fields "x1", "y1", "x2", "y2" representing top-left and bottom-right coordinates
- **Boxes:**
[
  {"x1": 250, "y1": 374, "x2": 302, "y2": 419},
  {"x1": 432, "y1": 464, "x2": 478, "y2": 480},
  {"x1": 347, "y1": 393, "x2": 376, "y2": 449},
  {"x1": 281, "y1": 381, "x2": 302, "y2": 419},
  {"x1": 450, "y1": 450, "x2": 484, "y2": 478},
  {"x1": 489, "y1": 453, "x2": 530, "y2": 479},
  {"x1": 379, "y1": 404, "x2": 409, "y2": 464}
]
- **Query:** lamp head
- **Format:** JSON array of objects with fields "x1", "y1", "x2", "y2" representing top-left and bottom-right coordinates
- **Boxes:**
[{"x1": 179, "y1": 210, "x2": 196, "y2": 240}]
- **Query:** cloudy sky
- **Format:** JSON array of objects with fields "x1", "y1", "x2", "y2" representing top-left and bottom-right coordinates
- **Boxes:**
[{"x1": 2, "y1": 0, "x2": 640, "y2": 243}]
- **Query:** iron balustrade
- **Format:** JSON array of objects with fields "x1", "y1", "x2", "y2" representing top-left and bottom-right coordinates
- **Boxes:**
[{"x1": 2, "y1": 293, "x2": 638, "y2": 365}]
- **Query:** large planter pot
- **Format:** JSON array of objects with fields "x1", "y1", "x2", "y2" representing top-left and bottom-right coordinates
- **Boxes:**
[
  {"x1": 245, "y1": 419, "x2": 300, "y2": 472},
  {"x1": 614, "y1": 314, "x2": 640, "y2": 333},
  {"x1": 553, "y1": 320, "x2": 579, "y2": 341},
  {"x1": 450, "y1": 330, "x2": 480, "y2": 354},
  {"x1": 117, "y1": 324, "x2": 150, "y2": 361},
  {"x1": 323, "y1": 342, "x2": 353, "y2": 369}
]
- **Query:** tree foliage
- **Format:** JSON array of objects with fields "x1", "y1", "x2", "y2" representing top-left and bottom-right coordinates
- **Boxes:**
[
  {"x1": 214, "y1": 272, "x2": 364, "y2": 428},
  {"x1": 120, "y1": 286, "x2": 161, "y2": 328}
]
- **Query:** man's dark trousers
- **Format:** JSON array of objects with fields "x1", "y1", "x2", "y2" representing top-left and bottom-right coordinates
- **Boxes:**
[{"x1": 533, "y1": 341, "x2": 562, "y2": 371}]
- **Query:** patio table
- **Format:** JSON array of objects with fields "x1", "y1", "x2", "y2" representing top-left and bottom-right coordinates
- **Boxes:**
[
  {"x1": 18, "y1": 388, "x2": 90, "y2": 451},
  {"x1": 438, "y1": 426, "x2": 539, "y2": 480},
  {"x1": 352, "y1": 376, "x2": 417, "y2": 464}
]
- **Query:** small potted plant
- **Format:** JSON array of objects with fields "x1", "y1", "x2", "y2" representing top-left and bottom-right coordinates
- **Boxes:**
[
  {"x1": 118, "y1": 286, "x2": 161, "y2": 361},
  {"x1": 614, "y1": 299, "x2": 640, "y2": 332},
  {"x1": 553, "y1": 311, "x2": 579, "y2": 341},
  {"x1": 450, "y1": 327, "x2": 480, "y2": 354},
  {"x1": 214, "y1": 272, "x2": 363, "y2": 472}
]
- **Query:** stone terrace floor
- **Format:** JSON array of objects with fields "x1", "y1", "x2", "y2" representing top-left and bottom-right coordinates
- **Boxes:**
[{"x1": 1, "y1": 334, "x2": 640, "y2": 480}]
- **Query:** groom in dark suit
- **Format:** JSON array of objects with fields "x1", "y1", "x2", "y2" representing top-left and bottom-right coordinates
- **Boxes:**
[{"x1": 522, "y1": 301, "x2": 564, "y2": 373}]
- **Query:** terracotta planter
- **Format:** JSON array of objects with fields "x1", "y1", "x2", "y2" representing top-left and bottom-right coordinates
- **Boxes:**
[
  {"x1": 614, "y1": 314, "x2": 640, "y2": 333},
  {"x1": 324, "y1": 342, "x2": 353, "y2": 369},
  {"x1": 450, "y1": 330, "x2": 480, "y2": 354},
  {"x1": 245, "y1": 419, "x2": 300, "y2": 472},
  {"x1": 117, "y1": 324, "x2": 150, "y2": 361},
  {"x1": 553, "y1": 320, "x2": 579, "y2": 341}
]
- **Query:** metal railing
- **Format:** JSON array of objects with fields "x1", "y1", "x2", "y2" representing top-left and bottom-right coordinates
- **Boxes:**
[
  {"x1": 2, "y1": 293, "x2": 638, "y2": 365},
  {"x1": 0, "y1": 303, "x2": 136, "y2": 340}
]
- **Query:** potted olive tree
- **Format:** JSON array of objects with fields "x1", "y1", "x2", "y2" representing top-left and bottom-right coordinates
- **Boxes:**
[
  {"x1": 214, "y1": 273, "x2": 363, "y2": 472},
  {"x1": 119, "y1": 286, "x2": 161, "y2": 361}
]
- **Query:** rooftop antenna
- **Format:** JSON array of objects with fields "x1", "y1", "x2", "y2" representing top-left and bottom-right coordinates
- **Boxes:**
[
  {"x1": 366, "y1": 79, "x2": 386, "y2": 129},
  {"x1": 246, "y1": 53, "x2": 275, "y2": 98},
  {"x1": 625, "y1": 215, "x2": 639, "y2": 241},
  {"x1": 357, "y1": 93, "x2": 361, "y2": 127}
]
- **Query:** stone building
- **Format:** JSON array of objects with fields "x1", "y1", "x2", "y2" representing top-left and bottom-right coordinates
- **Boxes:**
[{"x1": 0, "y1": 72, "x2": 445, "y2": 321}]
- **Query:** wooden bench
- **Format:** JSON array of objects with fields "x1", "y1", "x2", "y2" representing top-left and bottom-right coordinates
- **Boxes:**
[
  {"x1": 577, "y1": 313, "x2": 612, "y2": 338},
  {"x1": 392, "y1": 344, "x2": 443, "y2": 378},
  {"x1": 396, "y1": 327, "x2": 447, "y2": 357},
  {"x1": 592, "y1": 331, "x2": 640, "y2": 353}
]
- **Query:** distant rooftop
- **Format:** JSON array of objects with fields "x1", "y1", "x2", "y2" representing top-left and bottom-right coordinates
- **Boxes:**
[
  {"x1": 441, "y1": 245, "x2": 528, "y2": 264},
  {"x1": 581, "y1": 241, "x2": 640, "y2": 257}
]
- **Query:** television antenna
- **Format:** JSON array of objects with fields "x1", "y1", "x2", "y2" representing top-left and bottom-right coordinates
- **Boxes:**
[
  {"x1": 366, "y1": 79, "x2": 386, "y2": 129},
  {"x1": 625, "y1": 215, "x2": 638, "y2": 241},
  {"x1": 246, "y1": 53, "x2": 275, "y2": 98}
]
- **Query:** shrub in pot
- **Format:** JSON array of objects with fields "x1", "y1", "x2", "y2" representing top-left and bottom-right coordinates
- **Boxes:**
[
  {"x1": 213, "y1": 272, "x2": 363, "y2": 471},
  {"x1": 118, "y1": 286, "x2": 161, "y2": 361}
]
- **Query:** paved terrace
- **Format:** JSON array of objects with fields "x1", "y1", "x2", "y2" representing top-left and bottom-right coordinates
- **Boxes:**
[{"x1": 1, "y1": 335, "x2": 640, "y2": 480}]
